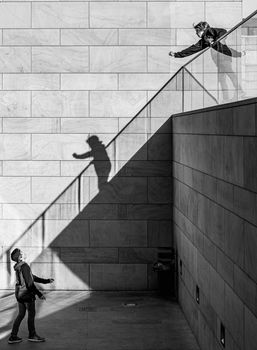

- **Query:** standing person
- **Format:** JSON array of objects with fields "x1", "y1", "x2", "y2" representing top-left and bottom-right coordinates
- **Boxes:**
[
  {"x1": 8, "y1": 248, "x2": 54, "y2": 344},
  {"x1": 169, "y1": 21, "x2": 245, "y2": 101}
]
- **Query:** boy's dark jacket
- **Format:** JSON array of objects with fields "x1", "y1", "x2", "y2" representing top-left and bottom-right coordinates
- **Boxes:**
[
  {"x1": 14, "y1": 261, "x2": 50, "y2": 302},
  {"x1": 174, "y1": 28, "x2": 242, "y2": 58}
]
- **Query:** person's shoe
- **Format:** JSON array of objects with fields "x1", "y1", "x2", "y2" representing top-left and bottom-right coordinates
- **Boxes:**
[
  {"x1": 28, "y1": 334, "x2": 45, "y2": 342},
  {"x1": 8, "y1": 335, "x2": 22, "y2": 344}
]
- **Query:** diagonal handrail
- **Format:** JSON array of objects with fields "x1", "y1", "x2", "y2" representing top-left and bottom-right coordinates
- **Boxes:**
[{"x1": 3, "y1": 9, "x2": 257, "y2": 256}]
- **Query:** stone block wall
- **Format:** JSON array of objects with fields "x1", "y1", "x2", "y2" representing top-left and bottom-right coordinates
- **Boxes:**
[
  {"x1": 172, "y1": 98, "x2": 257, "y2": 350},
  {"x1": 0, "y1": 1, "x2": 241, "y2": 290}
]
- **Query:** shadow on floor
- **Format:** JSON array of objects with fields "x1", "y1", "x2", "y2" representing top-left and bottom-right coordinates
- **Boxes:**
[{"x1": 0, "y1": 292, "x2": 200, "y2": 350}]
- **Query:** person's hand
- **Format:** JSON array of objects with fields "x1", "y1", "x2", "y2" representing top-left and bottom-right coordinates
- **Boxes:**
[
  {"x1": 49, "y1": 278, "x2": 54, "y2": 284},
  {"x1": 206, "y1": 38, "x2": 214, "y2": 45},
  {"x1": 72, "y1": 153, "x2": 78, "y2": 158},
  {"x1": 168, "y1": 51, "x2": 175, "y2": 57},
  {"x1": 39, "y1": 294, "x2": 46, "y2": 301}
]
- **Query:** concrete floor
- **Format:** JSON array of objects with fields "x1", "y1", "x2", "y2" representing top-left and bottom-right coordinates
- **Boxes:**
[{"x1": 0, "y1": 291, "x2": 200, "y2": 350}]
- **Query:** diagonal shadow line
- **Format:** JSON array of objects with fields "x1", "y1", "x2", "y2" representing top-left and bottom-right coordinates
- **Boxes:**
[
  {"x1": 0, "y1": 71, "x2": 178, "y2": 261},
  {"x1": 2, "y1": 117, "x2": 173, "y2": 288},
  {"x1": 1, "y1": 72, "x2": 182, "y2": 266}
]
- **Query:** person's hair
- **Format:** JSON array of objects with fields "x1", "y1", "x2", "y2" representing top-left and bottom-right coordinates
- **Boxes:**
[
  {"x1": 11, "y1": 248, "x2": 21, "y2": 262},
  {"x1": 193, "y1": 21, "x2": 210, "y2": 31}
]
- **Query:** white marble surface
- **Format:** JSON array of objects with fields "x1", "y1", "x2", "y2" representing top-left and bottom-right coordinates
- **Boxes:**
[
  {"x1": 90, "y1": 2, "x2": 146, "y2": 28},
  {"x1": 0, "y1": 3, "x2": 31, "y2": 28},
  {"x1": 0, "y1": 177, "x2": 31, "y2": 203},
  {"x1": 60, "y1": 117, "x2": 119, "y2": 134},
  {"x1": 119, "y1": 29, "x2": 176, "y2": 46},
  {"x1": 119, "y1": 73, "x2": 170, "y2": 90},
  {"x1": 32, "y1": 91, "x2": 89, "y2": 118},
  {"x1": 3, "y1": 74, "x2": 59, "y2": 90},
  {"x1": 0, "y1": 134, "x2": 31, "y2": 160},
  {"x1": 3, "y1": 29, "x2": 60, "y2": 45},
  {"x1": 0, "y1": 47, "x2": 31, "y2": 73},
  {"x1": 61, "y1": 29, "x2": 118, "y2": 45},
  {"x1": 206, "y1": 2, "x2": 242, "y2": 27},
  {"x1": 2, "y1": 203, "x2": 46, "y2": 220},
  {"x1": 148, "y1": 2, "x2": 205, "y2": 28},
  {"x1": 3, "y1": 161, "x2": 60, "y2": 176},
  {"x1": 0, "y1": 91, "x2": 30, "y2": 117},
  {"x1": 32, "y1": 3, "x2": 89, "y2": 28},
  {"x1": 32, "y1": 47, "x2": 89, "y2": 73},
  {"x1": 90, "y1": 91, "x2": 147, "y2": 118},
  {"x1": 3, "y1": 118, "x2": 60, "y2": 133},
  {"x1": 61, "y1": 73, "x2": 118, "y2": 90},
  {"x1": 90, "y1": 46, "x2": 147, "y2": 72},
  {"x1": 31, "y1": 176, "x2": 75, "y2": 203}
]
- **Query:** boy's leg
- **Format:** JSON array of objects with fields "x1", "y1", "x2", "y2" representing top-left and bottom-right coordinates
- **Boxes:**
[
  {"x1": 11, "y1": 302, "x2": 26, "y2": 337},
  {"x1": 26, "y1": 300, "x2": 45, "y2": 342},
  {"x1": 218, "y1": 73, "x2": 229, "y2": 100},
  {"x1": 25, "y1": 301, "x2": 36, "y2": 337}
]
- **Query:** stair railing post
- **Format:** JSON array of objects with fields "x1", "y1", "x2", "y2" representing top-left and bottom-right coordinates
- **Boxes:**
[
  {"x1": 78, "y1": 174, "x2": 81, "y2": 213},
  {"x1": 182, "y1": 67, "x2": 185, "y2": 113}
]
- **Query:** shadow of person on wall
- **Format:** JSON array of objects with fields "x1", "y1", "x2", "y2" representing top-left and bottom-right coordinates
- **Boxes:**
[{"x1": 72, "y1": 135, "x2": 111, "y2": 191}]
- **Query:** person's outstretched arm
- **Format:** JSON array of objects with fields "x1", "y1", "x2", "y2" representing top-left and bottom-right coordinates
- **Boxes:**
[
  {"x1": 169, "y1": 40, "x2": 203, "y2": 58},
  {"x1": 33, "y1": 275, "x2": 54, "y2": 284},
  {"x1": 213, "y1": 41, "x2": 243, "y2": 58},
  {"x1": 72, "y1": 151, "x2": 92, "y2": 159}
]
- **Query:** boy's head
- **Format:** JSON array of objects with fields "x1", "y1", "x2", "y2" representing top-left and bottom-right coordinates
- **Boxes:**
[
  {"x1": 194, "y1": 21, "x2": 210, "y2": 38},
  {"x1": 11, "y1": 248, "x2": 23, "y2": 262}
]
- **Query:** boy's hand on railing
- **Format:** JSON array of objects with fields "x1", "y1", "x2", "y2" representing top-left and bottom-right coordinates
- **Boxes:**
[
  {"x1": 39, "y1": 294, "x2": 46, "y2": 301},
  {"x1": 168, "y1": 51, "x2": 175, "y2": 57}
]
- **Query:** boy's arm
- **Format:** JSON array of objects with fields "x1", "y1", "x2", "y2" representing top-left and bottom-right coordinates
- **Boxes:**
[
  {"x1": 33, "y1": 274, "x2": 51, "y2": 284},
  {"x1": 173, "y1": 40, "x2": 204, "y2": 58},
  {"x1": 21, "y1": 264, "x2": 43, "y2": 298},
  {"x1": 213, "y1": 42, "x2": 242, "y2": 57}
]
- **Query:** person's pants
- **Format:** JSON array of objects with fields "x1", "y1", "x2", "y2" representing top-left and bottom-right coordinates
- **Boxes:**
[{"x1": 11, "y1": 300, "x2": 36, "y2": 337}]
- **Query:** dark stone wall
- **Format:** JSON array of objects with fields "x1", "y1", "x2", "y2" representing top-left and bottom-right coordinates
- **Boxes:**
[{"x1": 172, "y1": 98, "x2": 257, "y2": 350}]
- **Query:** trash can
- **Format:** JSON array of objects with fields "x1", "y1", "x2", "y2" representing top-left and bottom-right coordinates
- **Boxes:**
[{"x1": 152, "y1": 261, "x2": 173, "y2": 296}]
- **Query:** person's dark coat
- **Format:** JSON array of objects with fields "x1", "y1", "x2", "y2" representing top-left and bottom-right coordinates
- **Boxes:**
[
  {"x1": 174, "y1": 28, "x2": 242, "y2": 59},
  {"x1": 14, "y1": 261, "x2": 51, "y2": 302}
]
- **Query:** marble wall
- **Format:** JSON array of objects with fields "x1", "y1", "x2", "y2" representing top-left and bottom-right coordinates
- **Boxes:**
[
  {"x1": 0, "y1": 0, "x2": 241, "y2": 290},
  {"x1": 172, "y1": 98, "x2": 257, "y2": 350}
]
